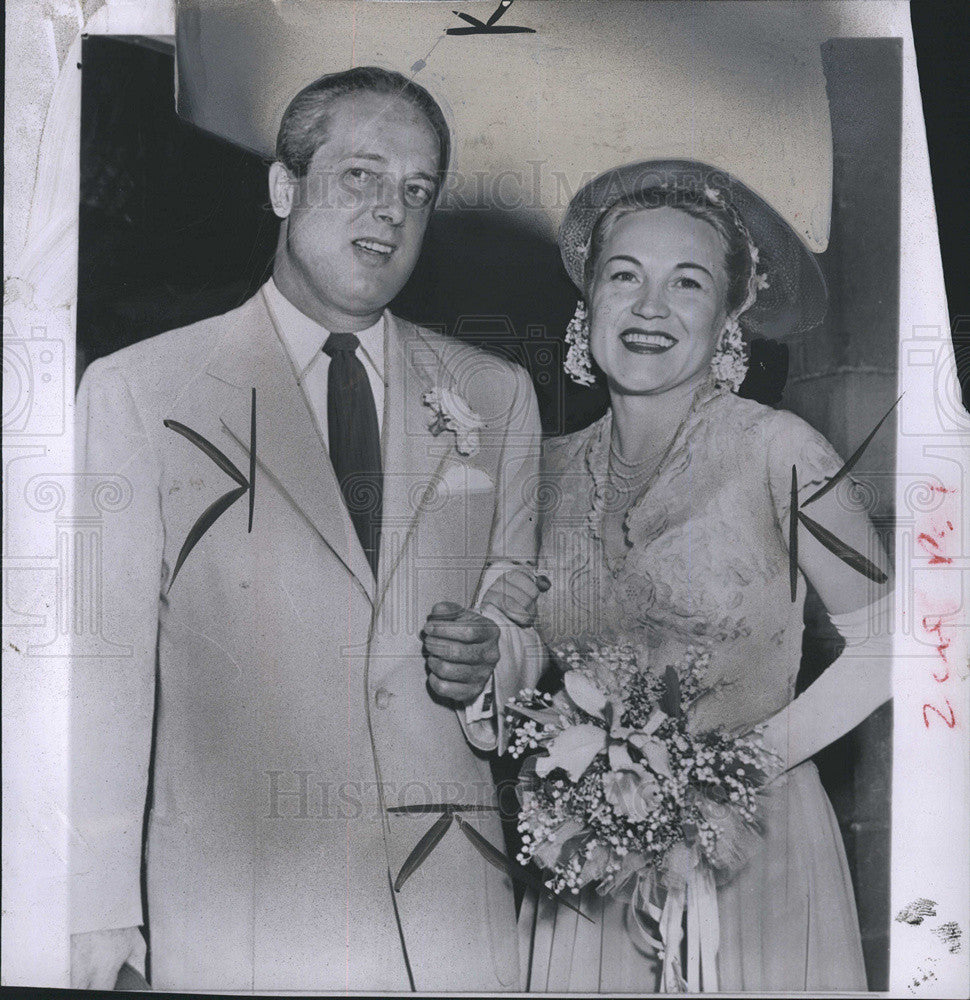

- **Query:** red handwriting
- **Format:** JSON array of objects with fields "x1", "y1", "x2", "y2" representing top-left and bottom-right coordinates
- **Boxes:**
[
  {"x1": 918, "y1": 485, "x2": 960, "y2": 731},
  {"x1": 920, "y1": 608, "x2": 958, "y2": 725},
  {"x1": 917, "y1": 529, "x2": 954, "y2": 565},
  {"x1": 923, "y1": 699, "x2": 957, "y2": 729},
  {"x1": 922, "y1": 615, "x2": 951, "y2": 678}
]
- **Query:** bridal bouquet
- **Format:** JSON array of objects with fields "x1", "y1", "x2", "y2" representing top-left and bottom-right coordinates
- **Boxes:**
[{"x1": 506, "y1": 640, "x2": 779, "y2": 990}]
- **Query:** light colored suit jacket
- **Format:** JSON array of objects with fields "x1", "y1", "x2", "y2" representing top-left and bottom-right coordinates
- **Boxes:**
[{"x1": 71, "y1": 290, "x2": 542, "y2": 992}]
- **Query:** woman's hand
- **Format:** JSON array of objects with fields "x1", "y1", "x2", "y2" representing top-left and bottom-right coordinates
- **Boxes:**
[{"x1": 480, "y1": 567, "x2": 551, "y2": 626}]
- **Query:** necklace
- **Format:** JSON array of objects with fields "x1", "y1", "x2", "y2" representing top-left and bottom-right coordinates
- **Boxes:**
[
  {"x1": 606, "y1": 412, "x2": 687, "y2": 496},
  {"x1": 607, "y1": 445, "x2": 658, "y2": 493},
  {"x1": 609, "y1": 440, "x2": 661, "y2": 475},
  {"x1": 591, "y1": 378, "x2": 722, "y2": 574}
]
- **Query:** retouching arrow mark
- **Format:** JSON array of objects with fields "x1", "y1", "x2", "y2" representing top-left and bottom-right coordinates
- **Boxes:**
[
  {"x1": 446, "y1": 0, "x2": 536, "y2": 35},
  {"x1": 486, "y1": 0, "x2": 515, "y2": 26},
  {"x1": 787, "y1": 396, "x2": 899, "y2": 601},
  {"x1": 801, "y1": 395, "x2": 902, "y2": 507},
  {"x1": 164, "y1": 389, "x2": 256, "y2": 591}
]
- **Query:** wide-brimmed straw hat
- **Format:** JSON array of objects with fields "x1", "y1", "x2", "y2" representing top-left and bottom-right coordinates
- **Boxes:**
[{"x1": 558, "y1": 159, "x2": 827, "y2": 337}]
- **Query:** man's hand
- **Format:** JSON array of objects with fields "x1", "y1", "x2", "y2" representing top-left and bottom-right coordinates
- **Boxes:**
[
  {"x1": 480, "y1": 567, "x2": 551, "y2": 626},
  {"x1": 71, "y1": 926, "x2": 146, "y2": 989},
  {"x1": 422, "y1": 601, "x2": 500, "y2": 705}
]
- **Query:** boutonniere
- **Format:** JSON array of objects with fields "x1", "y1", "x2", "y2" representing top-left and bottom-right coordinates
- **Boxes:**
[{"x1": 422, "y1": 387, "x2": 483, "y2": 457}]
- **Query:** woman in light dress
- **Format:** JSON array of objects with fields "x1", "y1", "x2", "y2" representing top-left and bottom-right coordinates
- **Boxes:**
[{"x1": 501, "y1": 160, "x2": 892, "y2": 992}]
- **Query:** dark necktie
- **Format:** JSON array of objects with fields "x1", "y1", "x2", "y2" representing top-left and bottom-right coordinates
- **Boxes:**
[{"x1": 322, "y1": 332, "x2": 382, "y2": 578}]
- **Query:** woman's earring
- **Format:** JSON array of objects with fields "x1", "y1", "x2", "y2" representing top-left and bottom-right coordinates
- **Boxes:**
[
  {"x1": 564, "y1": 300, "x2": 596, "y2": 386},
  {"x1": 710, "y1": 316, "x2": 749, "y2": 393}
]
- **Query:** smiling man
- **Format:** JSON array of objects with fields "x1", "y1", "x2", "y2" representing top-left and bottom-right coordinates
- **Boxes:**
[{"x1": 70, "y1": 67, "x2": 542, "y2": 993}]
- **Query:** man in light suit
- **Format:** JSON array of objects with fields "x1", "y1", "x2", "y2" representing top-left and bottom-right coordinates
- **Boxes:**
[{"x1": 70, "y1": 66, "x2": 542, "y2": 992}]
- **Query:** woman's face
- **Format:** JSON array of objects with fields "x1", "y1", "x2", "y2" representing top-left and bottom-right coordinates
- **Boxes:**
[{"x1": 588, "y1": 206, "x2": 731, "y2": 396}]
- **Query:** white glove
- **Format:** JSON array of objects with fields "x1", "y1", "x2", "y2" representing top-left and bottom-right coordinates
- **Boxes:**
[{"x1": 761, "y1": 592, "x2": 894, "y2": 773}]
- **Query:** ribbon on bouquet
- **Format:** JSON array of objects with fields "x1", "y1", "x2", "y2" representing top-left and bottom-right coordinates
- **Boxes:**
[{"x1": 630, "y1": 844, "x2": 720, "y2": 992}]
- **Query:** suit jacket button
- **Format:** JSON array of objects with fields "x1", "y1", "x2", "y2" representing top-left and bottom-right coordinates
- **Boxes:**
[{"x1": 374, "y1": 687, "x2": 392, "y2": 709}]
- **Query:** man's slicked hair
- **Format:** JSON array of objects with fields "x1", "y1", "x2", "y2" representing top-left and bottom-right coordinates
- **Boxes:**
[{"x1": 275, "y1": 66, "x2": 451, "y2": 182}]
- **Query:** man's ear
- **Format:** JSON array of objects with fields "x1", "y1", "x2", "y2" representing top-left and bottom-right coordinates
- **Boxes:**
[{"x1": 269, "y1": 161, "x2": 296, "y2": 219}]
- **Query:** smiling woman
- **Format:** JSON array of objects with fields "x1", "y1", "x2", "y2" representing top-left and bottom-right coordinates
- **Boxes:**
[
  {"x1": 573, "y1": 180, "x2": 777, "y2": 493},
  {"x1": 516, "y1": 161, "x2": 893, "y2": 992},
  {"x1": 588, "y1": 207, "x2": 730, "y2": 400}
]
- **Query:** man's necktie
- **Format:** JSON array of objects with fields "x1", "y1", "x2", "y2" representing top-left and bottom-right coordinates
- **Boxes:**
[{"x1": 322, "y1": 332, "x2": 382, "y2": 578}]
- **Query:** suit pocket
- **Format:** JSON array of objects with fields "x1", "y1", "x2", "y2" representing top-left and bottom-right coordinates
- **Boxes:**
[{"x1": 437, "y1": 461, "x2": 495, "y2": 496}]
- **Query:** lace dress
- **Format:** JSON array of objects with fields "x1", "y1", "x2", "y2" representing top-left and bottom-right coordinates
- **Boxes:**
[{"x1": 520, "y1": 381, "x2": 868, "y2": 993}]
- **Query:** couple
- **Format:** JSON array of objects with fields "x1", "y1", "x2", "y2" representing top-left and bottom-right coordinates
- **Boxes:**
[{"x1": 71, "y1": 66, "x2": 890, "y2": 993}]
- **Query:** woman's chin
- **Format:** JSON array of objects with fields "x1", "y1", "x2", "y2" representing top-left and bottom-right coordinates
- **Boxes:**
[
  {"x1": 608, "y1": 379, "x2": 668, "y2": 397},
  {"x1": 606, "y1": 372, "x2": 700, "y2": 398}
]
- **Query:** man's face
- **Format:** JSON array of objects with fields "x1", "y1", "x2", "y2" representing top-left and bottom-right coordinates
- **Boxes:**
[{"x1": 275, "y1": 91, "x2": 440, "y2": 327}]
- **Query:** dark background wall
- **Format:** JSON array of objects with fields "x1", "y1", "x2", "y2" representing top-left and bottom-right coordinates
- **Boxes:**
[
  {"x1": 785, "y1": 39, "x2": 901, "y2": 991},
  {"x1": 912, "y1": 1, "x2": 970, "y2": 417},
  {"x1": 78, "y1": 31, "x2": 919, "y2": 991}
]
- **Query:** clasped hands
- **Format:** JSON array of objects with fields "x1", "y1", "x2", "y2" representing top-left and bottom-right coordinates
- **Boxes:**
[{"x1": 422, "y1": 567, "x2": 549, "y2": 705}]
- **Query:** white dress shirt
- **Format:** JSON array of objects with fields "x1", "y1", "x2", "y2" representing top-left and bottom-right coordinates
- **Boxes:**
[
  {"x1": 262, "y1": 278, "x2": 497, "y2": 727},
  {"x1": 263, "y1": 277, "x2": 386, "y2": 451}
]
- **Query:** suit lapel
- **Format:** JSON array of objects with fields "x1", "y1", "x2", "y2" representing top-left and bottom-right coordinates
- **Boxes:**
[
  {"x1": 211, "y1": 288, "x2": 375, "y2": 603},
  {"x1": 374, "y1": 315, "x2": 453, "y2": 617}
]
